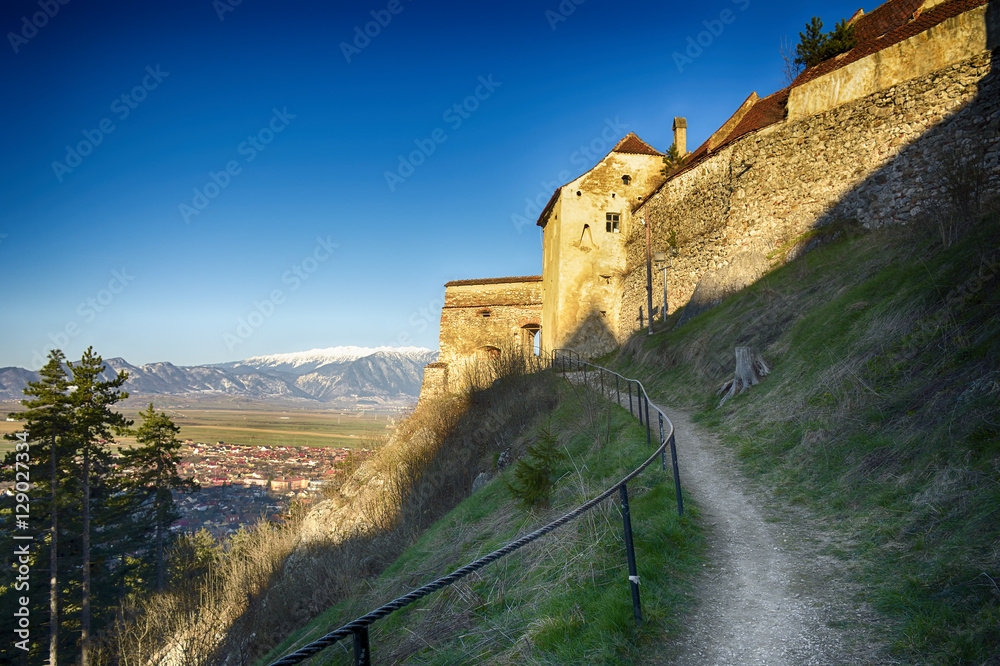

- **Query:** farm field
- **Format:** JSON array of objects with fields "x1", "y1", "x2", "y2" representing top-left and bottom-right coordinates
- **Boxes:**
[
  {"x1": 0, "y1": 398, "x2": 400, "y2": 453},
  {"x1": 153, "y1": 406, "x2": 393, "y2": 448}
]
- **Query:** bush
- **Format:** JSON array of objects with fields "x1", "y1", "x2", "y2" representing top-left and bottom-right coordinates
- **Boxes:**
[
  {"x1": 660, "y1": 142, "x2": 687, "y2": 177},
  {"x1": 505, "y1": 425, "x2": 566, "y2": 509}
]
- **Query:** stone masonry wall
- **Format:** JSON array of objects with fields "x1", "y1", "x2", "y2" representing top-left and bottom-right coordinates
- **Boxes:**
[
  {"x1": 419, "y1": 277, "x2": 542, "y2": 401},
  {"x1": 439, "y1": 278, "x2": 543, "y2": 365},
  {"x1": 620, "y1": 50, "x2": 1000, "y2": 337}
]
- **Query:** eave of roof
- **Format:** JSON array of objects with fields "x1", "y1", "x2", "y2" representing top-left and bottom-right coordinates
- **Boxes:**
[
  {"x1": 536, "y1": 189, "x2": 561, "y2": 229},
  {"x1": 445, "y1": 275, "x2": 543, "y2": 287}
]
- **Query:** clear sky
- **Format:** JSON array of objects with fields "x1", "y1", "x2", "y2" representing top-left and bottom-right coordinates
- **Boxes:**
[{"x1": 1, "y1": 0, "x2": 866, "y2": 369}]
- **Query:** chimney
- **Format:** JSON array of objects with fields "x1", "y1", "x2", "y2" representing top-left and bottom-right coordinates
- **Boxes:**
[{"x1": 672, "y1": 117, "x2": 687, "y2": 156}]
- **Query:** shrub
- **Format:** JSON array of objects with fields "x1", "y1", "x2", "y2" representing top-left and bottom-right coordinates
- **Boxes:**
[
  {"x1": 660, "y1": 142, "x2": 688, "y2": 177},
  {"x1": 505, "y1": 426, "x2": 566, "y2": 509}
]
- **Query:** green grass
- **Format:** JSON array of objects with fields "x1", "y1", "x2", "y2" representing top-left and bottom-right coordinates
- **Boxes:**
[
  {"x1": 611, "y1": 213, "x2": 1000, "y2": 664},
  {"x1": 259, "y1": 384, "x2": 703, "y2": 665}
]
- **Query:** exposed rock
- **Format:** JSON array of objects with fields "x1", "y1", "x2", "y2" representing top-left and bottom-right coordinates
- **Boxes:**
[{"x1": 471, "y1": 471, "x2": 491, "y2": 493}]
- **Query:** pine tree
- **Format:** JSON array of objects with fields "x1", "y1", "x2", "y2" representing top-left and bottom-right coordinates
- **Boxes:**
[
  {"x1": 660, "y1": 142, "x2": 688, "y2": 177},
  {"x1": 504, "y1": 426, "x2": 566, "y2": 510},
  {"x1": 2, "y1": 350, "x2": 73, "y2": 664},
  {"x1": 825, "y1": 19, "x2": 858, "y2": 61},
  {"x1": 66, "y1": 347, "x2": 130, "y2": 666},
  {"x1": 794, "y1": 16, "x2": 857, "y2": 69},
  {"x1": 124, "y1": 403, "x2": 197, "y2": 591}
]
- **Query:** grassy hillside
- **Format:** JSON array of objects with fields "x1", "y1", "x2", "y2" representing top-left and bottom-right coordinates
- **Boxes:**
[
  {"x1": 261, "y1": 381, "x2": 702, "y2": 665},
  {"x1": 612, "y1": 212, "x2": 1000, "y2": 663}
]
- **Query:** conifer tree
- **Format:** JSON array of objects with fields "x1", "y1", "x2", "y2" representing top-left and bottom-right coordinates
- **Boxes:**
[
  {"x1": 66, "y1": 347, "x2": 130, "y2": 666},
  {"x1": 660, "y1": 142, "x2": 688, "y2": 177},
  {"x1": 3, "y1": 350, "x2": 73, "y2": 664},
  {"x1": 794, "y1": 16, "x2": 857, "y2": 69},
  {"x1": 504, "y1": 426, "x2": 566, "y2": 510},
  {"x1": 124, "y1": 403, "x2": 197, "y2": 591}
]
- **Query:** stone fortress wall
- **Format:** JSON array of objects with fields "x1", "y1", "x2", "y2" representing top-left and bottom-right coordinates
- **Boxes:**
[{"x1": 619, "y1": 0, "x2": 1000, "y2": 337}]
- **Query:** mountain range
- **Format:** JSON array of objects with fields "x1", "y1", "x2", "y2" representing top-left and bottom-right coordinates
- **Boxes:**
[{"x1": 0, "y1": 346, "x2": 438, "y2": 407}]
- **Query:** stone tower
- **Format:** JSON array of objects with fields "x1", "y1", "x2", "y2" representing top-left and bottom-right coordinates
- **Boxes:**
[{"x1": 536, "y1": 132, "x2": 668, "y2": 358}]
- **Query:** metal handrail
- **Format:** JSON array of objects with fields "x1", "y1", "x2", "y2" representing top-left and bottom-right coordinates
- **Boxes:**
[{"x1": 269, "y1": 350, "x2": 682, "y2": 666}]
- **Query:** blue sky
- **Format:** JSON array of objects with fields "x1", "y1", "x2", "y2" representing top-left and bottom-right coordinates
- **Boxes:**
[{"x1": 0, "y1": 0, "x2": 866, "y2": 369}]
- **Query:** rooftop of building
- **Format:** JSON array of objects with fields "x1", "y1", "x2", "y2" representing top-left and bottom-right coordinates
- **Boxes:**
[{"x1": 633, "y1": 0, "x2": 986, "y2": 211}]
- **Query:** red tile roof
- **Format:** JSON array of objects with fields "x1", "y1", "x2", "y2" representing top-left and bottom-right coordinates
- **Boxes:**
[
  {"x1": 445, "y1": 275, "x2": 543, "y2": 287},
  {"x1": 852, "y1": 0, "x2": 924, "y2": 43},
  {"x1": 613, "y1": 132, "x2": 663, "y2": 155},
  {"x1": 645, "y1": 86, "x2": 790, "y2": 205},
  {"x1": 724, "y1": 88, "x2": 791, "y2": 144}
]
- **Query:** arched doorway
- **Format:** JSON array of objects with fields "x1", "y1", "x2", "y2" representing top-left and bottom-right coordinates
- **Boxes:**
[{"x1": 520, "y1": 324, "x2": 541, "y2": 356}]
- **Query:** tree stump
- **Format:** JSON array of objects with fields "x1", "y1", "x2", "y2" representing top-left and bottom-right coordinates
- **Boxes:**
[{"x1": 717, "y1": 346, "x2": 771, "y2": 407}]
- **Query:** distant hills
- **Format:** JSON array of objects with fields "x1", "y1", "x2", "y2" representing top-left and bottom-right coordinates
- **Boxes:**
[{"x1": 0, "y1": 346, "x2": 438, "y2": 407}]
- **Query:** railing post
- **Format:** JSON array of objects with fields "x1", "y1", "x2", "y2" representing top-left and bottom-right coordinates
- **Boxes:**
[
  {"x1": 353, "y1": 627, "x2": 371, "y2": 666},
  {"x1": 645, "y1": 397, "x2": 652, "y2": 447},
  {"x1": 600, "y1": 368, "x2": 605, "y2": 397},
  {"x1": 628, "y1": 381, "x2": 633, "y2": 416},
  {"x1": 615, "y1": 375, "x2": 620, "y2": 406},
  {"x1": 669, "y1": 433, "x2": 684, "y2": 517},
  {"x1": 637, "y1": 385, "x2": 643, "y2": 425},
  {"x1": 619, "y1": 484, "x2": 642, "y2": 626},
  {"x1": 659, "y1": 413, "x2": 666, "y2": 471}
]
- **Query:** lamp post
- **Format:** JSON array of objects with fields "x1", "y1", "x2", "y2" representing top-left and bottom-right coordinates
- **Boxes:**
[
  {"x1": 654, "y1": 251, "x2": 668, "y2": 322},
  {"x1": 644, "y1": 216, "x2": 654, "y2": 336}
]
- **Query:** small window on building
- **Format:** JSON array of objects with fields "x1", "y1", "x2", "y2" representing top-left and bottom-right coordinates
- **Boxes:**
[
  {"x1": 622, "y1": 175, "x2": 632, "y2": 186},
  {"x1": 606, "y1": 213, "x2": 620, "y2": 233},
  {"x1": 477, "y1": 308, "x2": 492, "y2": 318}
]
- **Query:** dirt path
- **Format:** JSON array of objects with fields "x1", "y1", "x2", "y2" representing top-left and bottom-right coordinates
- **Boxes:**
[
  {"x1": 649, "y1": 406, "x2": 896, "y2": 665},
  {"x1": 568, "y1": 371, "x2": 895, "y2": 664}
]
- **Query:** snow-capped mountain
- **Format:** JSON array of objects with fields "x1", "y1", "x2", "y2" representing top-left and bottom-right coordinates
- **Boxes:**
[
  {"x1": 0, "y1": 347, "x2": 439, "y2": 406},
  {"x1": 221, "y1": 346, "x2": 437, "y2": 373}
]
